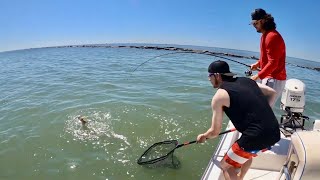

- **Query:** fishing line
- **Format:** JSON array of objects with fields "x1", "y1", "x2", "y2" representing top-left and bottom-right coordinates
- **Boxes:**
[
  {"x1": 130, "y1": 51, "x2": 252, "y2": 73},
  {"x1": 130, "y1": 51, "x2": 192, "y2": 73}
]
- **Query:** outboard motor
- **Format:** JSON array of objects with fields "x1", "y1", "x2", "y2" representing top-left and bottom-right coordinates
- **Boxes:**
[{"x1": 280, "y1": 79, "x2": 309, "y2": 132}]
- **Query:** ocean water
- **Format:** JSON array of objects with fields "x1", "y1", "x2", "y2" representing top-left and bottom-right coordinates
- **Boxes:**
[{"x1": 0, "y1": 45, "x2": 319, "y2": 180}]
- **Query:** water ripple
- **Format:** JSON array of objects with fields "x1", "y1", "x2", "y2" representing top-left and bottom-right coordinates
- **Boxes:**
[{"x1": 0, "y1": 47, "x2": 319, "y2": 180}]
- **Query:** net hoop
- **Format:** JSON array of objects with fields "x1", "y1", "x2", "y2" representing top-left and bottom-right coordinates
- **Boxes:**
[{"x1": 137, "y1": 140, "x2": 178, "y2": 165}]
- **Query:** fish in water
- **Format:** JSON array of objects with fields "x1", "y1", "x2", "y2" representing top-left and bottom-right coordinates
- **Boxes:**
[{"x1": 77, "y1": 116, "x2": 88, "y2": 125}]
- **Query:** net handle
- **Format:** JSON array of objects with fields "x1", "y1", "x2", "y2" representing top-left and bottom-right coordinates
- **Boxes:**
[
  {"x1": 137, "y1": 128, "x2": 236, "y2": 165},
  {"x1": 176, "y1": 128, "x2": 236, "y2": 148}
]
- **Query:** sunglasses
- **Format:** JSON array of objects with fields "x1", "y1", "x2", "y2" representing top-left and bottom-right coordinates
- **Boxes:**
[
  {"x1": 208, "y1": 73, "x2": 216, "y2": 77},
  {"x1": 250, "y1": 19, "x2": 261, "y2": 26}
]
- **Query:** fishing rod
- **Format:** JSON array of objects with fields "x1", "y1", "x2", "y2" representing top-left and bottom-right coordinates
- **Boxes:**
[
  {"x1": 204, "y1": 53, "x2": 255, "y2": 76},
  {"x1": 206, "y1": 54, "x2": 251, "y2": 68},
  {"x1": 60, "y1": 45, "x2": 320, "y2": 72},
  {"x1": 130, "y1": 51, "x2": 255, "y2": 76}
]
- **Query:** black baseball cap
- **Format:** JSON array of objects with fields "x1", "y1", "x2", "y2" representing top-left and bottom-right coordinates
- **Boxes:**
[
  {"x1": 208, "y1": 60, "x2": 236, "y2": 76},
  {"x1": 251, "y1": 8, "x2": 267, "y2": 20}
]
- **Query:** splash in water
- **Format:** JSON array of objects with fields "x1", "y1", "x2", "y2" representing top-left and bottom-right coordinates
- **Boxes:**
[{"x1": 63, "y1": 109, "x2": 130, "y2": 145}]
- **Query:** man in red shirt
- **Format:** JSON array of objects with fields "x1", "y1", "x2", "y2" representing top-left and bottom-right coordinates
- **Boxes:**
[{"x1": 250, "y1": 8, "x2": 286, "y2": 107}]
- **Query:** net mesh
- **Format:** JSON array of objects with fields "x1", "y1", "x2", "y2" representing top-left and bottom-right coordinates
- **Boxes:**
[
  {"x1": 142, "y1": 153, "x2": 181, "y2": 169},
  {"x1": 138, "y1": 140, "x2": 178, "y2": 165}
]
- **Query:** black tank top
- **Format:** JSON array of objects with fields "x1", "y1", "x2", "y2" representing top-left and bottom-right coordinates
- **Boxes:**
[{"x1": 220, "y1": 77, "x2": 280, "y2": 151}]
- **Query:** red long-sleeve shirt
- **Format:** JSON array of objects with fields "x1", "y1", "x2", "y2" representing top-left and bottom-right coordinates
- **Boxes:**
[{"x1": 258, "y1": 30, "x2": 286, "y2": 80}]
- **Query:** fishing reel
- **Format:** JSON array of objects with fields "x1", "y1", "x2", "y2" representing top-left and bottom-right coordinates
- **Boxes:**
[{"x1": 244, "y1": 69, "x2": 252, "y2": 76}]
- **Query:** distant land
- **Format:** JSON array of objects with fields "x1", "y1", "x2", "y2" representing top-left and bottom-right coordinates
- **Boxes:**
[
  {"x1": 37, "y1": 43, "x2": 320, "y2": 72},
  {"x1": 1, "y1": 43, "x2": 319, "y2": 71}
]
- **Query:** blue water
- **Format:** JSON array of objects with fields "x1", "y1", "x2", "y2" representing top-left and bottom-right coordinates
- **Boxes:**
[{"x1": 0, "y1": 45, "x2": 319, "y2": 180}]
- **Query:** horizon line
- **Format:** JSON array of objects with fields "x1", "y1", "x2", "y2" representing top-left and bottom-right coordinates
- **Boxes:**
[{"x1": 0, "y1": 42, "x2": 318, "y2": 63}]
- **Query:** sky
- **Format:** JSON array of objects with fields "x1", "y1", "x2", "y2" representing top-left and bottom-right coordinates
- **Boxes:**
[{"x1": 0, "y1": 0, "x2": 319, "y2": 62}]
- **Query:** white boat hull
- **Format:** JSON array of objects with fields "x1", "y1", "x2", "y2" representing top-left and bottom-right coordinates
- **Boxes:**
[{"x1": 201, "y1": 120, "x2": 320, "y2": 180}]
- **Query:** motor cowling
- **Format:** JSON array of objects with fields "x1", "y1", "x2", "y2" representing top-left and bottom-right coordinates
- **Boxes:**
[
  {"x1": 279, "y1": 79, "x2": 309, "y2": 132},
  {"x1": 280, "y1": 79, "x2": 306, "y2": 113}
]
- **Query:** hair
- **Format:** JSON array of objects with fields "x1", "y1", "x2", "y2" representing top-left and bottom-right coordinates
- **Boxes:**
[{"x1": 262, "y1": 14, "x2": 276, "y2": 31}]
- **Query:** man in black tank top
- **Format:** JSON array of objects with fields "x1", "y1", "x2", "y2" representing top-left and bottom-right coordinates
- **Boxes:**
[{"x1": 196, "y1": 60, "x2": 280, "y2": 180}]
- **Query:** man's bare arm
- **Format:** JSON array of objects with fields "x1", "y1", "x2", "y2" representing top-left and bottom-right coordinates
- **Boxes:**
[{"x1": 203, "y1": 89, "x2": 230, "y2": 139}]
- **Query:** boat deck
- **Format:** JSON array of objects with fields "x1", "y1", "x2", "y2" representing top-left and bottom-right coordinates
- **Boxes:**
[{"x1": 201, "y1": 123, "x2": 290, "y2": 180}]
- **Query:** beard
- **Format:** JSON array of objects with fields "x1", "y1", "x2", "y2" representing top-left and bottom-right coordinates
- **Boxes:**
[
  {"x1": 213, "y1": 79, "x2": 219, "y2": 88},
  {"x1": 255, "y1": 27, "x2": 262, "y2": 33}
]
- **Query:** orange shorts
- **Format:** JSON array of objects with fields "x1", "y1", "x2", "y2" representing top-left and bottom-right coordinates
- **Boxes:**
[{"x1": 223, "y1": 142, "x2": 268, "y2": 168}]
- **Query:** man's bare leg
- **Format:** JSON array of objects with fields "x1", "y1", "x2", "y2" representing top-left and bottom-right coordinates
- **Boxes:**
[
  {"x1": 238, "y1": 158, "x2": 252, "y2": 180},
  {"x1": 220, "y1": 160, "x2": 240, "y2": 180}
]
